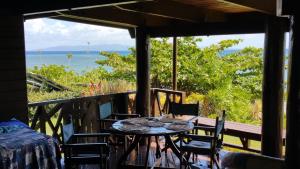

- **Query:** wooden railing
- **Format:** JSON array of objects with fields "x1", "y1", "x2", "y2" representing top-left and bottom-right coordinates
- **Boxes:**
[
  {"x1": 28, "y1": 91, "x2": 136, "y2": 144},
  {"x1": 28, "y1": 88, "x2": 282, "y2": 153},
  {"x1": 151, "y1": 88, "x2": 186, "y2": 116},
  {"x1": 27, "y1": 88, "x2": 184, "y2": 143}
]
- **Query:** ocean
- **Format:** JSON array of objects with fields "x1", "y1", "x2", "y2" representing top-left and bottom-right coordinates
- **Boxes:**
[
  {"x1": 26, "y1": 50, "x2": 289, "y2": 78},
  {"x1": 26, "y1": 51, "x2": 130, "y2": 73}
]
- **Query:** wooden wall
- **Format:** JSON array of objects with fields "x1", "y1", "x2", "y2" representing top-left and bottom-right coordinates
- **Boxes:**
[{"x1": 0, "y1": 14, "x2": 28, "y2": 123}]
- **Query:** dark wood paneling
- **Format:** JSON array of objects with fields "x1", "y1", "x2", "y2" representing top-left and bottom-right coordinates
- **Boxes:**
[
  {"x1": 285, "y1": 15, "x2": 300, "y2": 169},
  {"x1": 261, "y1": 16, "x2": 285, "y2": 158},
  {"x1": 0, "y1": 15, "x2": 28, "y2": 123}
]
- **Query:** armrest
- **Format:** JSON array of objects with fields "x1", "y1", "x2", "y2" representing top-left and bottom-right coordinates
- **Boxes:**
[
  {"x1": 184, "y1": 134, "x2": 214, "y2": 142},
  {"x1": 112, "y1": 113, "x2": 140, "y2": 118},
  {"x1": 99, "y1": 119, "x2": 117, "y2": 123},
  {"x1": 194, "y1": 125, "x2": 215, "y2": 132},
  {"x1": 72, "y1": 133, "x2": 111, "y2": 138},
  {"x1": 63, "y1": 142, "x2": 108, "y2": 148}
]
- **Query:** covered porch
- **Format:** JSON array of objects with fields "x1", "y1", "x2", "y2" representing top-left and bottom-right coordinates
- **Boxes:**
[{"x1": 1, "y1": 0, "x2": 299, "y2": 169}]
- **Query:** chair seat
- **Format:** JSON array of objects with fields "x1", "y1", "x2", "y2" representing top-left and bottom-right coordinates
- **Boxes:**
[{"x1": 181, "y1": 140, "x2": 211, "y2": 154}]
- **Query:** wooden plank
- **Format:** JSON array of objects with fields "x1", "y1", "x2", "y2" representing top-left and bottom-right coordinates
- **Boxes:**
[
  {"x1": 285, "y1": 15, "x2": 300, "y2": 169},
  {"x1": 3, "y1": 0, "x2": 152, "y2": 15},
  {"x1": 55, "y1": 6, "x2": 192, "y2": 28},
  {"x1": 261, "y1": 16, "x2": 285, "y2": 158},
  {"x1": 135, "y1": 27, "x2": 151, "y2": 117},
  {"x1": 221, "y1": 0, "x2": 276, "y2": 14},
  {"x1": 197, "y1": 117, "x2": 286, "y2": 142},
  {"x1": 117, "y1": 1, "x2": 209, "y2": 23}
]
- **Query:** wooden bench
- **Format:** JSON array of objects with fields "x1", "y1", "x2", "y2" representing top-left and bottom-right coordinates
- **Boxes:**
[{"x1": 196, "y1": 117, "x2": 286, "y2": 153}]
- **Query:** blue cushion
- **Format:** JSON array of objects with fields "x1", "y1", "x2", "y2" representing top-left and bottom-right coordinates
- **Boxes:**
[{"x1": 99, "y1": 102, "x2": 112, "y2": 119}]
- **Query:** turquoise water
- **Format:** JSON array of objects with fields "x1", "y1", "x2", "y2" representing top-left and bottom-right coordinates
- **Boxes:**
[
  {"x1": 26, "y1": 50, "x2": 288, "y2": 78},
  {"x1": 26, "y1": 51, "x2": 130, "y2": 73}
]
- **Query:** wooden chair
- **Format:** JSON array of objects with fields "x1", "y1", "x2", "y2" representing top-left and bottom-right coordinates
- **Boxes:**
[
  {"x1": 179, "y1": 110, "x2": 226, "y2": 169},
  {"x1": 169, "y1": 101, "x2": 200, "y2": 117},
  {"x1": 61, "y1": 119, "x2": 110, "y2": 169},
  {"x1": 161, "y1": 102, "x2": 200, "y2": 153},
  {"x1": 168, "y1": 101, "x2": 200, "y2": 129},
  {"x1": 98, "y1": 101, "x2": 140, "y2": 151}
]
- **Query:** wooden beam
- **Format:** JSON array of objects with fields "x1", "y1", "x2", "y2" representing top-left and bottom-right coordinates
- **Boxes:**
[
  {"x1": 135, "y1": 27, "x2": 150, "y2": 117},
  {"x1": 285, "y1": 14, "x2": 300, "y2": 169},
  {"x1": 221, "y1": 0, "x2": 276, "y2": 14},
  {"x1": 261, "y1": 16, "x2": 285, "y2": 158},
  {"x1": 0, "y1": 14, "x2": 28, "y2": 123},
  {"x1": 57, "y1": 6, "x2": 193, "y2": 28},
  {"x1": 51, "y1": 12, "x2": 135, "y2": 29},
  {"x1": 147, "y1": 16, "x2": 289, "y2": 37},
  {"x1": 117, "y1": 1, "x2": 209, "y2": 23},
  {"x1": 5, "y1": 0, "x2": 151, "y2": 15}
]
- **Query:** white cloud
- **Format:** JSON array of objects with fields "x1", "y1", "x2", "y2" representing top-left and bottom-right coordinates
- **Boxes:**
[
  {"x1": 24, "y1": 18, "x2": 134, "y2": 50},
  {"x1": 24, "y1": 18, "x2": 290, "y2": 51}
]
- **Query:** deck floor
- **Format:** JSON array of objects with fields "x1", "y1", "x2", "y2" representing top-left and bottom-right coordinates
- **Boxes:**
[{"x1": 71, "y1": 136, "x2": 228, "y2": 169}]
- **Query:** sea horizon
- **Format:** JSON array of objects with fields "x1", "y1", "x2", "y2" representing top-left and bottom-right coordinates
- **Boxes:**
[
  {"x1": 26, "y1": 49, "x2": 289, "y2": 75},
  {"x1": 26, "y1": 50, "x2": 130, "y2": 73}
]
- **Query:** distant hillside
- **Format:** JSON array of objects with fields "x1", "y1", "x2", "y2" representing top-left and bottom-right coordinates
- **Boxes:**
[{"x1": 38, "y1": 44, "x2": 132, "y2": 51}]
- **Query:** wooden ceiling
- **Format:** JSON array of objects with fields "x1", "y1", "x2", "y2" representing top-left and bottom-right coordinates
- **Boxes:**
[{"x1": 22, "y1": 0, "x2": 284, "y2": 36}]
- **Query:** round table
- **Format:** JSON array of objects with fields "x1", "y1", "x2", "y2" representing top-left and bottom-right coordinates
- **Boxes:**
[{"x1": 112, "y1": 117, "x2": 194, "y2": 168}]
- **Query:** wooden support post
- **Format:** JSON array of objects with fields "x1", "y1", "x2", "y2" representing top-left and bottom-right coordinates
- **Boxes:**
[
  {"x1": 261, "y1": 16, "x2": 285, "y2": 157},
  {"x1": 135, "y1": 27, "x2": 151, "y2": 117},
  {"x1": 285, "y1": 15, "x2": 300, "y2": 169},
  {"x1": 172, "y1": 37, "x2": 177, "y2": 91},
  {"x1": 0, "y1": 14, "x2": 28, "y2": 123}
]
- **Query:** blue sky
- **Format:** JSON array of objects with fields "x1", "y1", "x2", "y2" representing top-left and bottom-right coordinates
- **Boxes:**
[{"x1": 24, "y1": 18, "x2": 289, "y2": 51}]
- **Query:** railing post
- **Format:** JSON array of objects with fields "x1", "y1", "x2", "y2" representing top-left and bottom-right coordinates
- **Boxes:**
[{"x1": 37, "y1": 106, "x2": 47, "y2": 134}]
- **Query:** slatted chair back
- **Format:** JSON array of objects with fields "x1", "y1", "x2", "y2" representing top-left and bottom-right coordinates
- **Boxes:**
[
  {"x1": 168, "y1": 101, "x2": 199, "y2": 117},
  {"x1": 213, "y1": 110, "x2": 226, "y2": 150},
  {"x1": 60, "y1": 116, "x2": 110, "y2": 169}
]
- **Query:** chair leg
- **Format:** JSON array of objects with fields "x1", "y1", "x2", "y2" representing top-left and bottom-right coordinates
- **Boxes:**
[
  {"x1": 155, "y1": 136, "x2": 161, "y2": 158},
  {"x1": 210, "y1": 154, "x2": 214, "y2": 169},
  {"x1": 213, "y1": 155, "x2": 220, "y2": 169}
]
